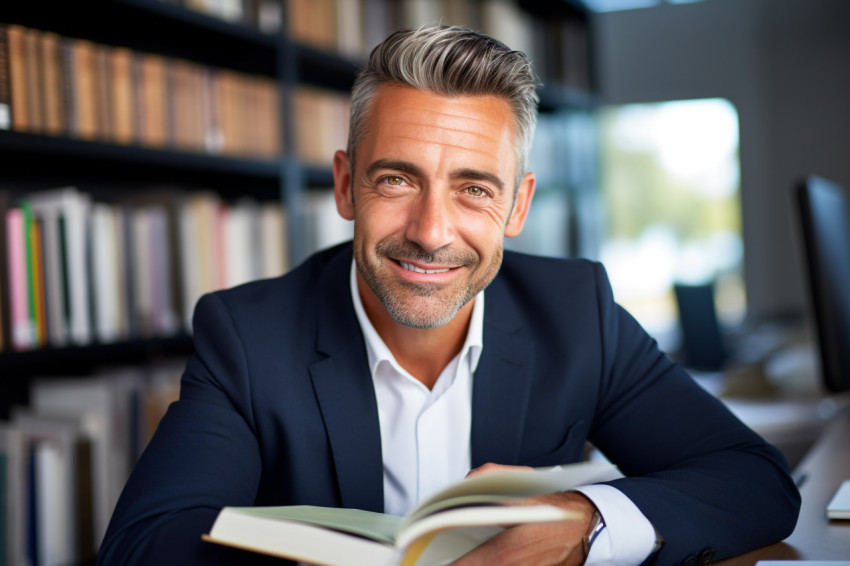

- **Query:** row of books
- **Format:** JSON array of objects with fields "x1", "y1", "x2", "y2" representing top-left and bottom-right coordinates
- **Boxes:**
[
  {"x1": 287, "y1": 0, "x2": 592, "y2": 91},
  {"x1": 287, "y1": 0, "x2": 527, "y2": 57},
  {"x1": 0, "y1": 186, "x2": 290, "y2": 353},
  {"x1": 160, "y1": 0, "x2": 284, "y2": 34},
  {"x1": 0, "y1": 358, "x2": 184, "y2": 566},
  {"x1": 292, "y1": 87, "x2": 351, "y2": 167},
  {"x1": 0, "y1": 23, "x2": 282, "y2": 157}
]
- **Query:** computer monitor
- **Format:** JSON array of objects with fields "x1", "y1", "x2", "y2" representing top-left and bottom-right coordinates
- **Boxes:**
[
  {"x1": 673, "y1": 282, "x2": 729, "y2": 372},
  {"x1": 794, "y1": 175, "x2": 850, "y2": 393}
]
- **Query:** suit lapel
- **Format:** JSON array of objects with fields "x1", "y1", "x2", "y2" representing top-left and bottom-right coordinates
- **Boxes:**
[
  {"x1": 471, "y1": 275, "x2": 535, "y2": 468},
  {"x1": 309, "y1": 248, "x2": 384, "y2": 513},
  {"x1": 305, "y1": 247, "x2": 536, "y2": 507}
]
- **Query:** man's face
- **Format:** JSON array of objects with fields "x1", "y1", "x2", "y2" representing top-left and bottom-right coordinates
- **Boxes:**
[{"x1": 333, "y1": 84, "x2": 534, "y2": 329}]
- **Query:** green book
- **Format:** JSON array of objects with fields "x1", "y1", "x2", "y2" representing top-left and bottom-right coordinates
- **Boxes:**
[{"x1": 20, "y1": 202, "x2": 37, "y2": 348}]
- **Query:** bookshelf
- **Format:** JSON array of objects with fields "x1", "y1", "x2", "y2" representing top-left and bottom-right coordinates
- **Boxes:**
[{"x1": 0, "y1": 1, "x2": 598, "y2": 563}]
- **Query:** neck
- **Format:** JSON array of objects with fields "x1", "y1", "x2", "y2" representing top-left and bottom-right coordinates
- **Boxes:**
[{"x1": 358, "y1": 278, "x2": 473, "y2": 390}]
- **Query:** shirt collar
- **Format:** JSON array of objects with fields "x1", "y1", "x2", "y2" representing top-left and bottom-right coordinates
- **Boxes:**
[{"x1": 349, "y1": 259, "x2": 484, "y2": 380}]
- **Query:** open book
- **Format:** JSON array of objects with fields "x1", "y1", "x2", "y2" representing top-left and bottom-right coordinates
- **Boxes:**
[{"x1": 202, "y1": 460, "x2": 621, "y2": 566}]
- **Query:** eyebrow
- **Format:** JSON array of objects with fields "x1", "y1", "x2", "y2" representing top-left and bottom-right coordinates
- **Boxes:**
[
  {"x1": 366, "y1": 159, "x2": 506, "y2": 193},
  {"x1": 450, "y1": 168, "x2": 506, "y2": 193},
  {"x1": 365, "y1": 159, "x2": 423, "y2": 180}
]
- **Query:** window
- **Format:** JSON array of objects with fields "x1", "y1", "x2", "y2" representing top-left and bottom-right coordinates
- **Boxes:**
[{"x1": 598, "y1": 98, "x2": 744, "y2": 352}]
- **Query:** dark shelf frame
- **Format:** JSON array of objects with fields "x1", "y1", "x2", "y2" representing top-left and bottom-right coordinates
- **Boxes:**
[{"x1": 0, "y1": 335, "x2": 195, "y2": 419}]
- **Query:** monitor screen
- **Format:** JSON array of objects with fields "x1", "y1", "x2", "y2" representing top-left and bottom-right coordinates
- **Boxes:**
[{"x1": 795, "y1": 175, "x2": 850, "y2": 393}]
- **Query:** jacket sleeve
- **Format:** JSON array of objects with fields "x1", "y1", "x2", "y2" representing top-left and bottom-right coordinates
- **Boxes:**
[
  {"x1": 586, "y1": 262, "x2": 801, "y2": 564},
  {"x1": 96, "y1": 292, "x2": 284, "y2": 566}
]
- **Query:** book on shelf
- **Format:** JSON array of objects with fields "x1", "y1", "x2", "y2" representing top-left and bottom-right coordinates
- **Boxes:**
[
  {"x1": 137, "y1": 51, "x2": 169, "y2": 147},
  {"x1": 7, "y1": 24, "x2": 27, "y2": 133},
  {"x1": 0, "y1": 191, "x2": 11, "y2": 351},
  {"x1": 3, "y1": 22, "x2": 282, "y2": 158},
  {"x1": 259, "y1": 200, "x2": 289, "y2": 279},
  {"x1": 38, "y1": 29, "x2": 66, "y2": 138},
  {"x1": 68, "y1": 37, "x2": 99, "y2": 140},
  {"x1": 287, "y1": 0, "x2": 339, "y2": 53},
  {"x1": 176, "y1": 191, "x2": 290, "y2": 328},
  {"x1": 336, "y1": 0, "x2": 366, "y2": 58},
  {"x1": 10, "y1": 409, "x2": 96, "y2": 566},
  {"x1": 0, "y1": 361, "x2": 183, "y2": 561},
  {"x1": 110, "y1": 45, "x2": 136, "y2": 145},
  {"x1": 363, "y1": 0, "x2": 398, "y2": 53},
  {"x1": 399, "y1": 0, "x2": 444, "y2": 30},
  {"x1": 292, "y1": 86, "x2": 350, "y2": 167},
  {"x1": 479, "y1": 0, "x2": 533, "y2": 59},
  {"x1": 29, "y1": 369, "x2": 143, "y2": 551},
  {"x1": 24, "y1": 186, "x2": 94, "y2": 347},
  {"x1": 204, "y1": 461, "x2": 621, "y2": 566},
  {"x1": 0, "y1": 423, "x2": 25, "y2": 566},
  {"x1": 27, "y1": 207, "x2": 49, "y2": 348},
  {"x1": 301, "y1": 189, "x2": 354, "y2": 258},
  {"x1": 175, "y1": 0, "x2": 283, "y2": 32},
  {"x1": 90, "y1": 202, "x2": 125, "y2": 343},
  {"x1": 0, "y1": 185, "x2": 289, "y2": 351},
  {"x1": 0, "y1": 23, "x2": 11, "y2": 130},
  {"x1": 115, "y1": 189, "x2": 189, "y2": 336},
  {"x1": 5, "y1": 206, "x2": 35, "y2": 351}
]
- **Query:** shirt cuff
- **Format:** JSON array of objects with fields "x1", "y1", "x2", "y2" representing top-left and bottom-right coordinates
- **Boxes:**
[{"x1": 574, "y1": 483, "x2": 658, "y2": 566}]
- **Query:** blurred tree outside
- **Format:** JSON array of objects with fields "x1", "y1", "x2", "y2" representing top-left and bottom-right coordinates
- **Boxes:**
[{"x1": 598, "y1": 98, "x2": 745, "y2": 352}]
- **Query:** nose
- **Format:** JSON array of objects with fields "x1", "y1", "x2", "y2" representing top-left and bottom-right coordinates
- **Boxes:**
[{"x1": 405, "y1": 189, "x2": 456, "y2": 253}]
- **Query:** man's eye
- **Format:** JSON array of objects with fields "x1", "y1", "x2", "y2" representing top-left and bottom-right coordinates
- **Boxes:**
[
  {"x1": 466, "y1": 186, "x2": 486, "y2": 197},
  {"x1": 384, "y1": 176, "x2": 405, "y2": 186}
]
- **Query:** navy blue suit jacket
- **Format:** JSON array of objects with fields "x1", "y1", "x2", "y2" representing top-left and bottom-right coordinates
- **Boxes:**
[{"x1": 98, "y1": 244, "x2": 800, "y2": 566}]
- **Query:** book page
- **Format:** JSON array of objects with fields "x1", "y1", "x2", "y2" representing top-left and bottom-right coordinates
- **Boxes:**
[
  {"x1": 401, "y1": 461, "x2": 621, "y2": 530},
  {"x1": 395, "y1": 504, "x2": 578, "y2": 549},
  {"x1": 225, "y1": 505, "x2": 402, "y2": 544}
]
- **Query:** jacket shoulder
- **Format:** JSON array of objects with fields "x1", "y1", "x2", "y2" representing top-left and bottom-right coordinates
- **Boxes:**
[
  {"x1": 194, "y1": 243, "x2": 351, "y2": 326},
  {"x1": 499, "y1": 251, "x2": 607, "y2": 294}
]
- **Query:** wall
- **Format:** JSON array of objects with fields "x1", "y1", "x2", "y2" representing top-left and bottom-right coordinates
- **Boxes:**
[{"x1": 592, "y1": 0, "x2": 850, "y2": 325}]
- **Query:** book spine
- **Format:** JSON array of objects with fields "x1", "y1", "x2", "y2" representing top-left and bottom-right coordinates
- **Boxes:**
[
  {"x1": 0, "y1": 23, "x2": 12, "y2": 130},
  {"x1": 30, "y1": 216, "x2": 48, "y2": 347},
  {"x1": 110, "y1": 46, "x2": 135, "y2": 145},
  {"x1": 6, "y1": 208, "x2": 35, "y2": 350},
  {"x1": 40, "y1": 30, "x2": 66, "y2": 137},
  {"x1": 71, "y1": 38, "x2": 99, "y2": 140},
  {"x1": 0, "y1": 191, "x2": 10, "y2": 350},
  {"x1": 22, "y1": 27, "x2": 45, "y2": 134},
  {"x1": 60, "y1": 38, "x2": 78, "y2": 137},
  {"x1": 7, "y1": 24, "x2": 28, "y2": 132}
]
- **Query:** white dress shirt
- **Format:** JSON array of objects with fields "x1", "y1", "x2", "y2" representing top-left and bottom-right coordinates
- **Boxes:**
[{"x1": 349, "y1": 261, "x2": 656, "y2": 564}]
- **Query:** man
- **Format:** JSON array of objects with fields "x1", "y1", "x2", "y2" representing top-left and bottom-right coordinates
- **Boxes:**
[{"x1": 98, "y1": 25, "x2": 800, "y2": 566}]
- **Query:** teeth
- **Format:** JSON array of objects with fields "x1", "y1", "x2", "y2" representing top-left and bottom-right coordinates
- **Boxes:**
[{"x1": 400, "y1": 261, "x2": 450, "y2": 274}]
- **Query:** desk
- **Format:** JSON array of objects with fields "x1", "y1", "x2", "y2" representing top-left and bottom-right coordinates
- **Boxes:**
[{"x1": 716, "y1": 405, "x2": 850, "y2": 564}]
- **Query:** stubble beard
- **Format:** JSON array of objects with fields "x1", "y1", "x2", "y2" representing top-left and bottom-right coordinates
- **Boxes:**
[{"x1": 354, "y1": 237, "x2": 503, "y2": 329}]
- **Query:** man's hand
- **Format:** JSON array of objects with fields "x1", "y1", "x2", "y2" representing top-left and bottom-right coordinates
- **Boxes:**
[{"x1": 450, "y1": 464, "x2": 599, "y2": 566}]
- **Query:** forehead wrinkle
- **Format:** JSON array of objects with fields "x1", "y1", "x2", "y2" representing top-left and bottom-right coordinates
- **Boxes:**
[
  {"x1": 388, "y1": 134, "x2": 500, "y2": 161},
  {"x1": 418, "y1": 107, "x2": 504, "y2": 126},
  {"x1": 393, "y1": 119, "x2": 505, "y2": 144}
]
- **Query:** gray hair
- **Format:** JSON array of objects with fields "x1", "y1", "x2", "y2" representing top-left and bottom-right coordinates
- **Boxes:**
[{"x1": 347, "y1": 24, "x2": 541, "y2": 188}]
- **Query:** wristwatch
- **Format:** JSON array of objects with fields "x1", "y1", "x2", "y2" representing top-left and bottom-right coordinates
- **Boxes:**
[{"x1": 581, "y1": 510, "x2": 606, "y2": 559}]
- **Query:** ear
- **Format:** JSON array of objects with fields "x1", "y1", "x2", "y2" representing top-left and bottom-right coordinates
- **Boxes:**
[
  {"x1": 505, "y1": 171, "x2": 535, "y2": 238},
  {"x1": 333, "y1": 149, "x2": 355, "y2": 220}
]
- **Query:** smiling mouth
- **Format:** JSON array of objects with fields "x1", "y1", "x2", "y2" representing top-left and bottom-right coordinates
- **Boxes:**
[{"x1": 398, "y1": 261, "x2": 452, "y2": 274}]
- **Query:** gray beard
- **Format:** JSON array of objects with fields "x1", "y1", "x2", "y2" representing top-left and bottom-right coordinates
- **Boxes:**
[{"x1": 354, "y1": 238, "x2": 501, "y2": 329}]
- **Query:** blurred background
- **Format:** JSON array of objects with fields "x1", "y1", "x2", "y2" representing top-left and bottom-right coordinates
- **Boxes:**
[{"x1": 2, "y1": 1, "x2": 850, "y2": 563}]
